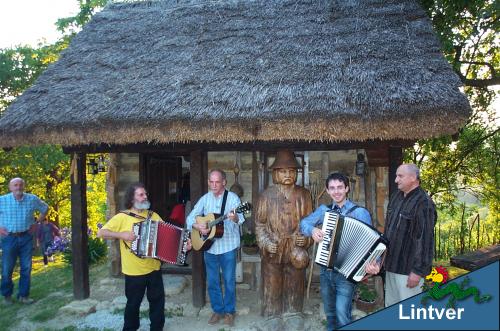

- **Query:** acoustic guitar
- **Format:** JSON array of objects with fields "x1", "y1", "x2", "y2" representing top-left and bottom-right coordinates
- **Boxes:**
[{"x1": 191, "y1": 202, "x2": 252, "y2": 251}]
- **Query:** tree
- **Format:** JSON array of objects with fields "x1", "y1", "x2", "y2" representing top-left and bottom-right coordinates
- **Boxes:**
[
  {"x1": 409, "y1": 0, "x2": 499, "y2": 208},
  {"x1": 0, "y1": 0, "x2": 107, "y2": 227},
  {"x1": 407, "y1": 1, "x2": 499, "y2": 256}
]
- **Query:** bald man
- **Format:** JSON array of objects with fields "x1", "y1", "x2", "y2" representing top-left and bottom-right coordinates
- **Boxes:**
[
  {"x1": 0, "y1": 178, "x2": 48, "y2": 305},
  {"x1": 366, "y1": 164, "x2": 436, "y2": 306}
]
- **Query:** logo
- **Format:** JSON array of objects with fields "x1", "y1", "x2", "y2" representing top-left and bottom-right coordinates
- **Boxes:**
[{"x1": 421, "y1": 266, "x2": 492, "y2": 308}]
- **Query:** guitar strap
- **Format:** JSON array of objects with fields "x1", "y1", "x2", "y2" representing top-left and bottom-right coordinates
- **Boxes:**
[{"x1": 220, "y1": 190, "x2": 229, "y2": 216}]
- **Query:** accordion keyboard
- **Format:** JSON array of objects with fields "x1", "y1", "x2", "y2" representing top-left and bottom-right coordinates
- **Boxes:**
[
  {"x1": 131, "y1": 223, "x2": 141, "y2": 254},
  {"x1": 315, "y1": 211, "x2": 339, "y2": 267}
]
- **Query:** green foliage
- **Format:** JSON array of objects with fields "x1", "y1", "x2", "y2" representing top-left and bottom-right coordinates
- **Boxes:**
[
  {"x1": 405, "y1": 1, "x2": 500, "y2": 258},
  {"x1": 63, "y1": 236, "x2": 108, "y2": 265},
  {"x1": 434, "y1": 202, "x2": 498, "y2": 259},
  {"x1": 241, "y1": 232, "x2": 257, "y2": 246},
  {"x1": 56, "y1": 0, "x2": 108, "y2": 37},
  {"x1": 357, "y1": 282, "x2": 377, "y2": 303},
  {"x1": 420, "y1": 0, "x2": 499, "y2": 87},
  {"x1": 0, "y1": 43, "x2": 66, "y2": 114},
  {"x1": 0, "y1": 145, "x2": 70, "y2": 225}
]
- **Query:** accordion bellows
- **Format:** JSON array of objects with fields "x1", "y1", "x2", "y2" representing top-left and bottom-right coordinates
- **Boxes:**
[
  {"x1": 131, "y1": 219, "x2": 189, "y2": 266},
  {"x1": 315, "y1": 211, "x2": 388, "y2": 282}
]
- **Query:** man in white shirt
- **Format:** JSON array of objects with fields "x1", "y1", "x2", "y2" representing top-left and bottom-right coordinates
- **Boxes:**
[{"x1": 186, "y1": 169, "x2": 245, "y2": 327}]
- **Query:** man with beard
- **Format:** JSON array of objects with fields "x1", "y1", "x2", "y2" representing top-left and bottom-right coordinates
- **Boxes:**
[
  {"x1": 255, "y1": 150, "x2": 313, "y2": 331},
  {"x1": 98, "y1": 182, "x2": 172, "y2": 331},
  {"x1": 0, "y1": 177, "x2": 48, "y2": 305}
]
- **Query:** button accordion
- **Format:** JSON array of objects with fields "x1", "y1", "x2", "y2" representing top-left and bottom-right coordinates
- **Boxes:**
[
  {"x1": 131, "y1": 219, "x2": 189, "y2": 266},
  {"x1": 315, "y1": 211, "x2": 388, "y2": 282}
]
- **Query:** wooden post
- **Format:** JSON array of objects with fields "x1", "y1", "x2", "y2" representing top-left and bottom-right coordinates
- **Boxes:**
[
  {"x1": 388, "y1": 146, "x2": 403, "y2": 198},
  {"x1": 251, "y1": 151, "x2": 260, "y2": 232},
  {"x1": 71, "y1": 153, "x2": 89, "y2": 299},
  {"x1": 190, "y1": 150, "x2": 208, "y2": 308}
]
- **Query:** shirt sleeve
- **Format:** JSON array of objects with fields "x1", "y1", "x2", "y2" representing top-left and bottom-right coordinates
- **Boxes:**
[
  {"x1": 352, "y1": 208, "x2": 372, "y2": 226},
  {"x1": 224, "y1": 193, "x2": 244, "y2": 230},
  {"x1": 101, "y1": 214, "x2": 123, "y2": 232},
  {"x1": 186, "y1": 195, "x2": 205, "y2": 230},
  {"x1": 34, "y1": 196, "x2": 49, "y2": 214},
  {"x1": 300, "y1": 205, "x2": 327, "y2": 237},
  {"x1": 411, "y1": 199, "x2": 436, "y2": 277}
]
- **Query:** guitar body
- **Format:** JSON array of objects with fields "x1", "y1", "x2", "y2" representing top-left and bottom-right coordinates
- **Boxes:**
[{"x1": 191, "y1": 213, "x2": 225, "y2": 251}]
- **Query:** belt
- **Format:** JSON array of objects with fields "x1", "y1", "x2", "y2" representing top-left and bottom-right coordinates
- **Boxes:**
[{"x1": 9, "y1": 230, "x2": 29, "y2": 237}]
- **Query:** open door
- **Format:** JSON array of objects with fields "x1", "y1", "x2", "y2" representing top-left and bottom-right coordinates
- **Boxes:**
[{"x1": 141, "y1": 154, "x2": 183, "y2": 221}]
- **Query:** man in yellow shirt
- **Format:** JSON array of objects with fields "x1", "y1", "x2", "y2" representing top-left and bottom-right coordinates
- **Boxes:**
[{"x1": 98, "y1": 182, "x2": 165, "y2": 331}]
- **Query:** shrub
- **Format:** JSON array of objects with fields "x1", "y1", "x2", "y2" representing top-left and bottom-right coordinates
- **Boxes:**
[{"x1": 63, "y1": 236, "x2": 108, "y2": 265}]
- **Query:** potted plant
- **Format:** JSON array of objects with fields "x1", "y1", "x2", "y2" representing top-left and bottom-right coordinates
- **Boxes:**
[
  {"x1": 241, "y1": 232, "x2": 259, "y2": 255},
  {"x1": 355, "y1": 282, "x2": 377, "y2": 313}
]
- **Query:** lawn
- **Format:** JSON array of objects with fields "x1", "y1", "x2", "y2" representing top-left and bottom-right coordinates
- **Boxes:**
[{"x1": 0, "y1": 253, "x2": 108, "y2": 331}]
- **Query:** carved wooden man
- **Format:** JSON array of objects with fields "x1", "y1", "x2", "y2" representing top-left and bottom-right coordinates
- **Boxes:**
[{"x1": 255, "y1": 150, "x2": 313, "y2": 331}]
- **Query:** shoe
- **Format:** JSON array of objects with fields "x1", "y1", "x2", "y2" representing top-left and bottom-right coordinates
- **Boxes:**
[
  {"x1": 18, "y1": 297, "x2": 35, "y2": 304},
  {"x1": 224, "y1": 313, "x2": 235, "y2": 327},
  {"x1": 208, "y1": 313, "x2": 222, "y2": 325},
  {"x1": 3, "y1": 296, "x2": 13, "y2": 305}
]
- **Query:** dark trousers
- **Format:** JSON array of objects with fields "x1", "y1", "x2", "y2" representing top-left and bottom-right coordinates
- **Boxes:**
[{"x1": 123, "y1": 270, "x2": 165, "y2": 331}]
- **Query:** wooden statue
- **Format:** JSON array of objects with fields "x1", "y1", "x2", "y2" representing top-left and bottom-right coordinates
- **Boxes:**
[{"x1": 255, "y1": 150, "x2": 313, "y2": 331}]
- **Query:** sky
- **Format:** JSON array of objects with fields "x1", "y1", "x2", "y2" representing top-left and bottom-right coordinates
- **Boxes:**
[{"x1": 0, "y1": 0, "x2": 80, "y2": 49}]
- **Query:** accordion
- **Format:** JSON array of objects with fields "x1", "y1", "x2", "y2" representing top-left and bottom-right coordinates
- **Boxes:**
[
  {"x1": 315, "y1": 211, "x2": 388, "y2": 282},
  {"x1": 131, "y1": 219, "x2": 189, "y2": 266}
]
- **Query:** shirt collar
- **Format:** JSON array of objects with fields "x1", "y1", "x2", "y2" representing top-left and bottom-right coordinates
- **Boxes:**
[
  {"x1": 9, "y1": 192, "x2": 25, "y2": 201},
  {"x1": 332, "y1": 199, "x2": 353, "y2": 212}
]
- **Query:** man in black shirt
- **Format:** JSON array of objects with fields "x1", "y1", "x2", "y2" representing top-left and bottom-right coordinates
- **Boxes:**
[{"x1": 366, "y1": 163, "x2": 436, "y2": 306}]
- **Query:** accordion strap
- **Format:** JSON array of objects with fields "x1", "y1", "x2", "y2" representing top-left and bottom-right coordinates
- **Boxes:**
[
  {"x1": 120, "y1": 210, "x2": 153, "y2": 220},
  {"x1": 328, "y1": 204, "x2": 359, "y2": 216}
]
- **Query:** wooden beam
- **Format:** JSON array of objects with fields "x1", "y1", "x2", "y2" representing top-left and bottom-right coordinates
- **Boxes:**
[
  {"x1": 190, "y1": 150, "x2": 208, "y2": 308},
  {"x1": 70, "y1": 153, "x2": 90, "y2": 299},
  {"x1": 388, "y1": 146, "x2": 403, "y2": 198},
  {"x1": 62, "y1": 139, "x2": 415, "y2": 154}
]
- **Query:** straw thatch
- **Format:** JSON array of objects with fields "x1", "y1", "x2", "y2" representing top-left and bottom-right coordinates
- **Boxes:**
[{"x1": 0, "y1": 0, "x2": 471, "y2": 147}]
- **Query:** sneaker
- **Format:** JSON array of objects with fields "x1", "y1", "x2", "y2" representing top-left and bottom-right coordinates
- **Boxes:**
[
  {"x1": 208, "y1": 313, "x2": 222, "y2": 325},
  {"x1": 3, "y1": 296, "x2": 13, "y2": 305},
  {"x1": 18, "y1": 297, "x2": 35, "y2": 304},
  {"x1": 224, "y1": 313, "x2": 235, "y2": 327}
]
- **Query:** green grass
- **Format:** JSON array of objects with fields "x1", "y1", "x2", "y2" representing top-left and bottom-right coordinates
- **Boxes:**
[{"x1": 0, "y1": 254, "x2": 108, "y2": 331}]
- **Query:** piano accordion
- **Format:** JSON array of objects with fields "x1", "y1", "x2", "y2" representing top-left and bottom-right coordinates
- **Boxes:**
[
  {"x1": 131, "y1": 219, "x2": 189, "y2": 266},
  {"x1": 315, "y1": 211, "x2": 388, "y2": 282}
]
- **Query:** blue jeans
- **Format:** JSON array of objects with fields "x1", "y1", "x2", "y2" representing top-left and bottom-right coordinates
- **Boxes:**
[
  {"x1": 320, "y1": 268, "x2": 355, "y2": 330},
  {"x1": 1, "y1": 233, "x2": 33, "y2": 298},
  {"x1": 204, "y1": 248, "x2": 237, "y2": 314}
]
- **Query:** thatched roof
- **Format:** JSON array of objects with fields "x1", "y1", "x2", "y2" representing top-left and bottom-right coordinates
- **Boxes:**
[{"x1": 0, "y1": 0, "x2": 471, "y2": 147}]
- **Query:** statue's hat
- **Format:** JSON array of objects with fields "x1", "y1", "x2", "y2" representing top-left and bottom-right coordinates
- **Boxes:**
[{"x1": 269, "y1": 150, "x2": 301, "y2": 169}]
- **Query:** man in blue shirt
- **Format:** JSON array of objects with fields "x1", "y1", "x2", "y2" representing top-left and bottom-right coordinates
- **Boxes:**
[
  {"x1": 0, "y1": 177, "x2": 48, "y2": 305},
  {"x1": 186, "y1": 169, "x2": 245, "y2": 327},
  {"x1": 300, "y1": 172, "x2": 371, "y2": 330}
]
